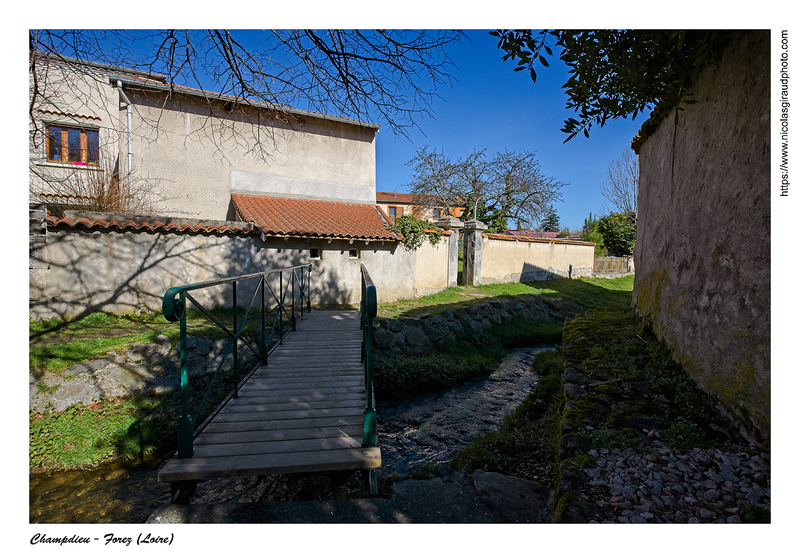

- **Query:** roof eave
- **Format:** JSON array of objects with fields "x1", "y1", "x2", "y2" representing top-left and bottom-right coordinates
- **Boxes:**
[{"x1": 112, "y1": 76, "x2": 381, "y2": 131}]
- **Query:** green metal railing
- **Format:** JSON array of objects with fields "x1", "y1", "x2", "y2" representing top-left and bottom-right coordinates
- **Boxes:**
[
  {"x1": 162, "y1": 264, "x2": 312, "y2": 458},
  {"x1": 360, "y1": 264, "x2": 377, "y2": 448}
]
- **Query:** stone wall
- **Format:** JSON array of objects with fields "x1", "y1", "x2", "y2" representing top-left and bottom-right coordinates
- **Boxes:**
[
  {"x1": 632, "y1": 31, "x2": 770, "y2": 446},
  {"x1": 29, "y1": 214, "x2": 451, "y2": 320},
  {"x1": 372, "y1": 294, "x2": 581, "y2": 353}
]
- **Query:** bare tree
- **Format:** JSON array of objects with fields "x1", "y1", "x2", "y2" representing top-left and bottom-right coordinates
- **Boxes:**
[
  {"x1": 601, "y1": 148, "x2": 639, "y2": 222},
  {"x1": 407, "y1": 147, "x2": 567, "y2": 231},
  {"x1": 39, "y1": 156, "x2": 162, "y2": 217},
  {"x1": 407, "y1": 145, "x2": 470, "y2": 214},
  {"x1": 29, "y1": 30, "x2": 464, "y2": 139}
]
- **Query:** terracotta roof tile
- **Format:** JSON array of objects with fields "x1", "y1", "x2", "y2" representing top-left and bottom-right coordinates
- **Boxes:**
[
  {"x1": 485, "y1": 232, "x2": 594, "y2": 246},
  {"x1": 231, "y1": 194, "x2": 401, "y2": 241},
  {"x1": 376, "y1": 191, "x2": 417, "y2": 204},
  {"x1": 45, "y1": 214, "x2": 255, "y2": 235}
]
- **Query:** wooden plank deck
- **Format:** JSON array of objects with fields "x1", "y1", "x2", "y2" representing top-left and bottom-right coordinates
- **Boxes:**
[{"x1": 158, "y1": 310, "x2": 381, "y2": 483}]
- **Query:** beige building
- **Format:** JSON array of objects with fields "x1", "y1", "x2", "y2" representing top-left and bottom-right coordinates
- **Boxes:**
[{"x1": 29, "y1": 54, "x2": 379, "y2": 220}]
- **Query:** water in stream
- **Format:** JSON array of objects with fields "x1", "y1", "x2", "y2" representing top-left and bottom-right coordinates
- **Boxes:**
[
  {"x1": 376, "y1": 345, "x2": 551, "y2": 474},
  {"x1": 29, "y1": 346, "x2": 551, "y2": 523}
]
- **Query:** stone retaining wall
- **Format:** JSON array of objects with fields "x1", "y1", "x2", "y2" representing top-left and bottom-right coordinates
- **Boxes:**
[{"x1": 372, "y1": 294, "x2": 581, "y2": 353}]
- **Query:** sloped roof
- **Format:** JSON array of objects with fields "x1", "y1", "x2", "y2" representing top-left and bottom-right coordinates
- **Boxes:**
[{"x1": 231, "y1": 194, "x2": 401, "y2": 241}]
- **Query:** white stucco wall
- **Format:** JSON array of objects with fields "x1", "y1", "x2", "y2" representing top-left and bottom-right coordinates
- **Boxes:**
[
  {"x1": 30, "y1": 224, "x2": 450, "y2": 320},
  {"x1": 480, "y1": 236, "x2": 595, "y2": 283},
  {"x1": 123, "y1": 88, "x2": 377, "y2": 220}
]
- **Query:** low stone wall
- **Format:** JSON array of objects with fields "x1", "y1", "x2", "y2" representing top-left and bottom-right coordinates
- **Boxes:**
[
  {"x1": 372, "y1": 294, "x2": 581, "y2": 353},
  {"x1": 480, "y1": 234, "x2": 595, "y2": 283}
]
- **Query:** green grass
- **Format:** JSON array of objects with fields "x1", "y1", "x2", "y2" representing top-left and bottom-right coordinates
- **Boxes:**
[
  {"x1": 30, "y1": 332, "x2": 175, "y2": 373},
  {"x1": 376, "y1": 275, "x2": 633, "y2": 319},
  {"x1": 30, "y1": 396, "x2": 172, "y2": 470},
  {"x1": 373, "y1": 332, "x2": 507, "y2": 399},
  {"x1": 30, "y1": 358, "x2": 256, "y2": 471}
]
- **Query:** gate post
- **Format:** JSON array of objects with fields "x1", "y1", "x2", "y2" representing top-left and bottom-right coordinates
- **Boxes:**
[
  {"x1": 434, "y1": 216, "x2": 464, "y2": 288},
  {"x1": 462, "y1": 220, "x2": 487, "y2": 287}
]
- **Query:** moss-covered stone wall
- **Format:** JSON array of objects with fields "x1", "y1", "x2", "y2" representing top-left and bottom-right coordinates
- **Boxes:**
[{"x1": 633, "y1": 31, "x2": 770, "y2": 447}]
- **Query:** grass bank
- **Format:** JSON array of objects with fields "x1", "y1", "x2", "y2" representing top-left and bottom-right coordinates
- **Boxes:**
[{"x1": 377, "y1": 276, "x2": 633, "y2": 319}]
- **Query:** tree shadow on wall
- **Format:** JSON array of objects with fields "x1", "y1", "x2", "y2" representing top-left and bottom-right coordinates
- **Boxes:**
[{"x1": 29, "y1": 230, "x2": 234, "y2": 338}]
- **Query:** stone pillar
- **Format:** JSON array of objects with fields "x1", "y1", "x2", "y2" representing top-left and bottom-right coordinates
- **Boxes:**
[
  {"x1": 434, "y1": 216, "x2": 464, "y2": 288},
  {"x1": 461, "y1": 220, "x2": 487, "y2": 287}
]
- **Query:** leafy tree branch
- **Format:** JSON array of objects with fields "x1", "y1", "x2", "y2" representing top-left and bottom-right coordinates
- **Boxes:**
[{"x1": 491, "y1": 30, "x2": 733, "y2": 141}]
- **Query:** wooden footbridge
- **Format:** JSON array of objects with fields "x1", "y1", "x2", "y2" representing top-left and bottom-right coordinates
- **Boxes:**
[{"x1": 157, "y1": 264, "x2": 380, "y2": 503}]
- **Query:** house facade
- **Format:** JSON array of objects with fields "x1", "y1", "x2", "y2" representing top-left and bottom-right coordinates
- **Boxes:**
[
  {"x1": 30, "y1": 54, "x2": 380, "y2": 221},
  {"x1": 376, "y1": 191, "x2": 464, "y2": 223}
]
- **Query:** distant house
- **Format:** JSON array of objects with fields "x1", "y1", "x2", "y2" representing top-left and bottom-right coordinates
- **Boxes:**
[{"x1": 376, "y1": 191, "x2": 464, "y2": 223}]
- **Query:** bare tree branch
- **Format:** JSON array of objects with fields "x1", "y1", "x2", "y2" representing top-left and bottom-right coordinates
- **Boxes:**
[
  {"x1": 601, "y1": 148, "x2": 639, "y2": 221},
  {"x1": 407, "y1": 147, "x2": 567, "y2": 231}
]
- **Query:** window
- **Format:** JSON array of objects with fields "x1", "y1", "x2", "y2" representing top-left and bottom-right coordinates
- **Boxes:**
[
  {"x1": 309, "y1": 248, "x2": 321, "y2": 260},
  {"x1": 386, "y1": 205, "x2": 404, "y2": 223},
  {"x1": 46, "y1": 125, "x2": 100, "y2": 166},
  {"x1": 433, "y1": 208, "x2": 441, "y2": 219},
  {"x1": 349, "y1": 249, "x2": 359, "y2": 259}
]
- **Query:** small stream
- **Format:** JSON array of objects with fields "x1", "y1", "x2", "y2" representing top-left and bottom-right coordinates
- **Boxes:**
[
  {"x1": 29, "y1": 346, "x2": 551, "y2": 523},
  {"x1": 377, "y1": 346, "x2": 551, "y2": 474}
]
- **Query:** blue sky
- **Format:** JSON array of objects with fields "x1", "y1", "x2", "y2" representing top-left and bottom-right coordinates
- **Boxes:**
[{"x1": 374, "y1": 30, "x2": 646, "y2": 231}]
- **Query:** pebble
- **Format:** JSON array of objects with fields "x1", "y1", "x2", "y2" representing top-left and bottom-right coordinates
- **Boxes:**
[{"x1": 586, "y1": 442, "x2": 770, "y2": 523}]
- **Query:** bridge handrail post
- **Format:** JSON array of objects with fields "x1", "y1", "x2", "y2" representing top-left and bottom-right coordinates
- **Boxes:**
[{"x1": 360, "y1": 264, "x2": 378, "y2": 448}]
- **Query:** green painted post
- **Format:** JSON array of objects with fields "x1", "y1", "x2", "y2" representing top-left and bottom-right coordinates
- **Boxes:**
[
  {"x1": 361, "y1": 270, "x2": 378, "y2": 448},
  {"x1": 306, "y1": 264, "x2": 312, "y2": 313},
  {"x1": 260, "y1": 276, "x2": 267, "y2": 361},
  {"x1": 176, "y1": 292, "x2": 193, "y2": 458},
  {"x1": 232, "y1": 281, "x2": 238, "y2": 399}
]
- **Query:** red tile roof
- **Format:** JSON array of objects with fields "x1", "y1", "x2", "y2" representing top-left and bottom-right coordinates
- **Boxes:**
[
  {"x1": 45, "y1": 214, "x2": 255, "y2": 235},
  {"x1": 376, "y1": 191, "x2": 417, "y2": 204},
  {"x1": 486, "y1": 232, "x2": 595, "y2": 247},
  {"x1": 231, "y1": 194, "x2": 401, "y2": 241}
]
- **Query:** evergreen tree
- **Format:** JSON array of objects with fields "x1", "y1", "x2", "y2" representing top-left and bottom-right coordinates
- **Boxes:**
[{"x1": 541, "y1": 205, "x2": 561, "y2": 232}]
